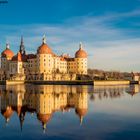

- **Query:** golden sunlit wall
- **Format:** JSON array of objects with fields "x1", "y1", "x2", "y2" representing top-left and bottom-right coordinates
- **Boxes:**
[{"x1": 75, "y1": 58, "x2": 87, "y2": 74}]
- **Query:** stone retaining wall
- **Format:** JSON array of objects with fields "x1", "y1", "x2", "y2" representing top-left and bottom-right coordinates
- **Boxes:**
[{"x1": 94, "y1": 80, "x2": 130, "y2": 86}]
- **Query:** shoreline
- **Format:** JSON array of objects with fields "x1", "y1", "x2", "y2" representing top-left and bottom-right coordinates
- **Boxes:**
[{"x1": 0, "y1": 80, "x2": 139, "y2": 85}]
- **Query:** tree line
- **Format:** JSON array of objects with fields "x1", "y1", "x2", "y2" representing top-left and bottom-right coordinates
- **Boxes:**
[{"x1": 88, "y1": 69, "x2": 132, "y2": 80}]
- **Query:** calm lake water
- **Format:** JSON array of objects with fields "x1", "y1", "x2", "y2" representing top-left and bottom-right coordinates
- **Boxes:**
[{"x1": 0, "y1": 84, "x2": 140, "y2": 140}]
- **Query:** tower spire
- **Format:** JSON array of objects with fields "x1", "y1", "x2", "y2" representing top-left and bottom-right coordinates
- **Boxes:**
[
  {"x1": 19, "y1": 112, "x2": 25, "y2": 132},
  {"x1": 21, "y1": 36, "x2": 23, "y2": 44},
  {"x1": 19, "y1": 36, "x2": 26, "y2": 55}
]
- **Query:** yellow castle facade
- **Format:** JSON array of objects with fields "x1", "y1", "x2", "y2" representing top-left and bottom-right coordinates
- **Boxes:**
[{"x1": 0, "y1": 36, "x2": 88, "y2": 81}]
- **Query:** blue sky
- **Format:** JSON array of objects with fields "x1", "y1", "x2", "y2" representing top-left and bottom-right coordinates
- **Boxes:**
[{"x1": 0, "y1": 0, "x2": 140, "y2": 71}]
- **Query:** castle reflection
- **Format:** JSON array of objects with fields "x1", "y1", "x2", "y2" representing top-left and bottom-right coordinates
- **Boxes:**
[
  {"x1": 0, "y1": 84, "x2": 139, "y2": 133},
  {"x1": 0, "y1": 85, "x2": 88, "y2": 132}
]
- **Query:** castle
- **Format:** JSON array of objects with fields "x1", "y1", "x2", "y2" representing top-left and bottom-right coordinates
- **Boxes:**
[{"x1": 0, "y1": 36, "x2": 87, "y2": 81}]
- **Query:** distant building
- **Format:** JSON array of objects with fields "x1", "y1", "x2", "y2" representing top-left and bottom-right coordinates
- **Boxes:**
[
  {"x1": 0, "y1": 36, "x2": 88, "y2": 81},
  {"x1": 131, "y1": 72, "x2": 140, "y2": 81}
]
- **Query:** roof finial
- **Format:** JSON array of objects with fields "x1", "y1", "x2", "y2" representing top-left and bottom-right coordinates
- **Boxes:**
[
  {"x1": 6, "y1": 118, "x2": 10, "y2": 124},
  {"x1": 6, "y1": 43, "x2": 10, "y2": 49},
  {"x1": 79, "y1": 42, "x2": 83, "y2": 49},
  {"x1": 42, "y1": 34, "x2": 46, "y2": 44},
  {"x1": 80, "y1": 116, "x2": 83, "y2": 126},
  {"x1": 43, "y1": 123, "x2": 46, "y2": 133}
]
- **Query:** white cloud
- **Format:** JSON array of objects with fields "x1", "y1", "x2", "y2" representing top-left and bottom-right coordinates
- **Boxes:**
[{"x1": 87, "y1": 39, "x2": 140, "y2": 72}]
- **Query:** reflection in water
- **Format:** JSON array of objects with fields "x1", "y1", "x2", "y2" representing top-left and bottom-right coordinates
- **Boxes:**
[
  {"x1": 126, "y1": 84, "x2": 140, "y2": 96},
  {"x1": 90, "y1": 85, "x2": 140, "y2": 101},
  {"x1": 0, "y1": 85, "x2": 88, "y2": 132},
  {"x1": 0, "y1": 84, "x2": 139, "y2": 135}
]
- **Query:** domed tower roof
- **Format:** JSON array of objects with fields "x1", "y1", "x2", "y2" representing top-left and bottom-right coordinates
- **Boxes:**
[
  {"x1": 12, "y1": 52, "x2": 22, "y2": 61},
  {"x1": 1, "y1": 44, "x2": 14, "y2": 59},
  {"x1": 37, "y1": 113, "x2": 52, "y2": 132},
  {"x1": 75, "y1": 108, "x2": 88, "y2": 117},
  {"x1": 75, "y1": 108, "x2": 88, "y2": 125},
  {"x1": 75, "y1": 42, "x2": 87, "y2": 58},
  {"x1": 37, "y1": 35, "x2": 53, "y2": 54},
  {"x1": 1, "y1": 106, "x2": 13, "y2": 123}
]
